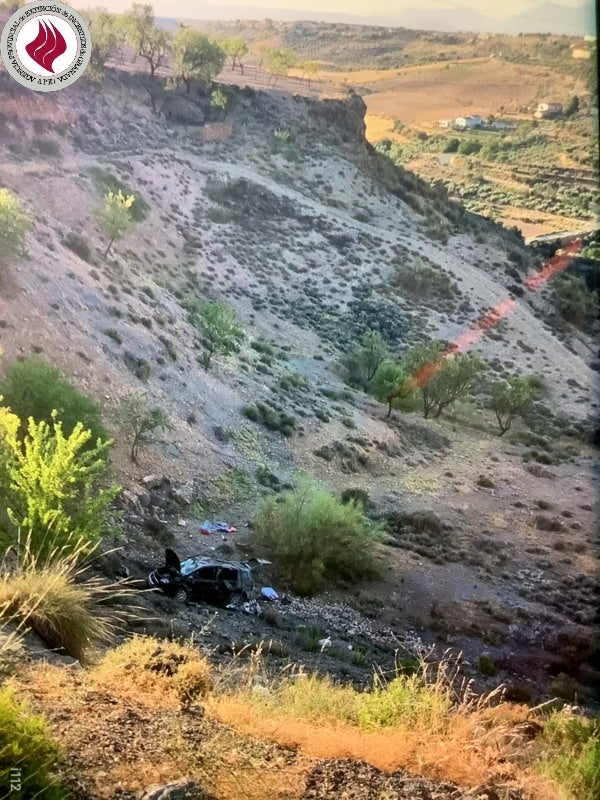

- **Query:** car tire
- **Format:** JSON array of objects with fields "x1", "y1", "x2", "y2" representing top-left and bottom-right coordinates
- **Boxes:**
[{"x1": 174, "y1": 587, "x2": 189, "y2": 603}]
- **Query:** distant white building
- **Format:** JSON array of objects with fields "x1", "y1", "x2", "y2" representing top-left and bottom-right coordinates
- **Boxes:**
[
  {"x1": 534, "y1": 102, "x2": 563, "y2": 119},
  {"x1": 454, "y1": 115, "x2": 484, "y2": 129},
  {"x1": 438, "y1": 119, "x2": 454, "y2": 128}
]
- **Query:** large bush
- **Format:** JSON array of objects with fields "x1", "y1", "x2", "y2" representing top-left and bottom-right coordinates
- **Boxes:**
[
  {"x1": 0, "y1": 687, "x2": 65, "y2": 799},
  {"x1": 0, "y1": 358, "x2": 108, "y2": 447},
  {"x1": 0, "y1": 405, "x2": 117, "y2": 563},
  {"x1": 252, "y1": 481, "x2": 383, "y2": 595}
]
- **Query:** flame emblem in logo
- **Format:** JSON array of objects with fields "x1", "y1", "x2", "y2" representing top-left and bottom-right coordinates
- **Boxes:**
[{"x1": 24, "y1": 18, "x2": 67, "y2": 74}]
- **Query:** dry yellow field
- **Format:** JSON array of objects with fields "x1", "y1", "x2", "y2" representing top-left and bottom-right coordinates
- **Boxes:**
[{"x1": 322, "y1": 58, "x2": 574, "y2": 127}]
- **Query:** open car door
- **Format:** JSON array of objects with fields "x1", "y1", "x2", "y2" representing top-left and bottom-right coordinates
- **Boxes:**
[{"x1": 164, "y1": 548, "x2": 181, "y2": 573}]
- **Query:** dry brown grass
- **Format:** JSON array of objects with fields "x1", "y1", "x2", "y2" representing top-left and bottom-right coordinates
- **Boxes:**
[
  {"x1": 0, "y1": 543, "x2": 127, "y2": 663},
  {"x1": 209, "y1": 695, "x2": 556, "y2": 792},
  {"x1": 206, "y1": 654, "x2": 564, "y2": 799},
  {"x1": 93, "y1": 635, "x2": 212, "y2": 708},
  {"x1": 18, "y1": 652, "x2": 307, "y2": 800},
  {"x1": 12, "y1": 641, "x2": 588, "y2": 800}
]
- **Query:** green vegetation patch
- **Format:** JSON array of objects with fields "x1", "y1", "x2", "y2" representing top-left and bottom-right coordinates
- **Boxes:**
[
  {"x1": 253, "y1": 480, "x2": 383, "y2": 595},
  {"x1": 0, "y1": 358, "x2": 108, "y2": 448},
  {"x1": 89, "y1": 166, "x2": 149, "y2": 222},
  {"x1": 0, "y1": 687, "x2": 66, "y2": 799}
]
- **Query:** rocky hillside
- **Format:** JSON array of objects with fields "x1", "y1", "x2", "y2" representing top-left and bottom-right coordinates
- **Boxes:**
[{"x1": 0, "y1": 63, "x2": 598, "y2": 747}]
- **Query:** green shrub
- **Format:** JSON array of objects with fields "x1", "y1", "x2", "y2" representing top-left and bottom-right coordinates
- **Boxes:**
[
  {"x1": 457, "y1": 139, "x2": 482, "y2": 156},
  {"x1": 0, "y1": 358, "x2": 107, "y2": 447},
  {"x1": 63, "y1": 231, "x2": 93, "y2": 263},
  {"x1": 187, "y1": 299, "x2": 244, "y2": 370},
  {"x1": 389, "y1": 261, "x2": 459, "y2": 306},
  {"x1": 0, "y1": 187, "x2": 32, "y2": 267},
  {"x1": 253, "y1": 480, "x2": 383, "y2": 595},
  {"x1": 537, "y1": 712, "x2": 600, "y2": 800},
  {"x1": 32, "y1": 138, "x2": 61, "y2": 158},
  {"x1": 0, "y1": 686, "x2": 65, "y2": 799},
  {"x1": 242, "y1": 403, "x2": 295, "y2": 436},
  {"x1": 279, "y1": 371, "x2": 308, "y2": 392},
  {"x1": 0, "y1": 405, "x2": 117, "y2": 563},
  {"x1": 340, "y1": 488, "x2": 371, "y2": 510},
  {"x1": 256, "y1": 466, "x2": 282, "y2": 491},
  {"x1": 104, "y1": 328, "x2": 122, "y2": 345},
  {"x1": 210, "y1": 467, "x2": 255, "y2": 508},
  {"x1": 478, "y1": 654, "x2": 496, "y2": 676},
  {"x1": 358, "y1": 672, "x2": 452, "y2": 732},
  {"x1": 551, "y1": 274, "x2": 594, "y2": 328},
  {"x1": 136, "y1": 361, "x2": 151, "y2": 381},
  {"x1": 298, "y1": 625, "x2": 327, "y2": 652},
  {"x1": 89, "y1": 167, "x2": 149, "y2": 222}
]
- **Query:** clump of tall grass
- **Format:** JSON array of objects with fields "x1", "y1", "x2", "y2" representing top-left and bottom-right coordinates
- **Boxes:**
[
  {"x1": 231, "y1": 649, "x2": 484, "y2": 735},
  {"x1": 0, "y1": 539, "x2": 128, "y2": 663},
  {"x1": 252, "y1": 479, "x2": 384, "y2": 595}
]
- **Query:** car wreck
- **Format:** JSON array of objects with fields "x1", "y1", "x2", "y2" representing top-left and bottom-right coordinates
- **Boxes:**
[{"x1": 147, "y1": 548, "x2": 270, "y2": 608}]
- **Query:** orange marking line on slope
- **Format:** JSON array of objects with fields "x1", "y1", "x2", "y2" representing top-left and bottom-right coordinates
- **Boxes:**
[
  {"x1": 409, "y1": 238, "x2": 583, "y2": 388},
  {"x1": 523, "y1": 239, "x2": 583, "y2": 291}
]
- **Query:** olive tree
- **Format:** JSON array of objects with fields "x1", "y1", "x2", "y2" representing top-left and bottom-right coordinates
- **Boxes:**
[
  {"x1": 403, "y1": 343, "x2": 485, "y2": 419},
  {"x1": 370, "y1": 361, "x2": 417, "y2": 417},
  {"x1": 115, "y1": 393, "x2": 171, "y2": 463},
  {"x1": 83, "y1": 9, "x2": 121, "y2": 81},
  {"x1": 488, "y1": 376, "x2": 540, "y2": 436},
  {"x1": 121, "y1": 3, "x2": 172, "y2": 79},
  {"x1": 266, "y1": 48, "x2": 295, "y2": 86},
  {"x1": 222, "y1": 37, "x2": 248, "y2": 75},
  {"x1": 302, "y1": 60, "x2": 319, "y2": 88},
  {"x1": 173, "y1": 28, "x2": 225, "y2": 93}
]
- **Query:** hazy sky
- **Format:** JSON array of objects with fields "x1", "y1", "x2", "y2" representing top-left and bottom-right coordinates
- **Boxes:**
[
  {"x1": 73, "y1": 0, "x2": 588, "y2": 14},
  {"x1": 72, "y1": 0, "x2": 596, "y2": 33}
]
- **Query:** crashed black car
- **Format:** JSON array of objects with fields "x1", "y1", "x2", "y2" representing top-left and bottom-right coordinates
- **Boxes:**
[{"x1": 147, "y1": 548, "x2": 267, "y2": 607}]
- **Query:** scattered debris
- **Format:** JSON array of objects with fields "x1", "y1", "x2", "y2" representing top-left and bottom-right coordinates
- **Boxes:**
[
  {"x1": 200, "y1": 520, "x2": 237, "y2": 536},
  {"x1": 261, "y1": 586, "x2": 279, "y2": 601}
]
